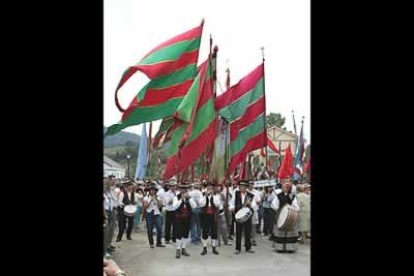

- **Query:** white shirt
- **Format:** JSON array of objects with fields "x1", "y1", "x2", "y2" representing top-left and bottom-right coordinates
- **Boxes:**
[
  {"x1": 291, "y1": 185, "x2": 297, "y2": 196},
  {"x1": 118, "y1": 191, "x2": 136, "y2": 207},
  {"x1": 104, "y1": 192, "x2": 113, "y2": 211},
  {"x1": 199, "y1": 192, "x2": 221, "y2": 209},
  {"x1": 271, "y1": 193, "x2": 300, "y2": 211},
  {"x1": 249, "y1": 189, "x2": 262, "y2": 205},
  {"x1": 135, "y1": 193, "x2": 144, "y2": 207},
  {"x1": 109, "y1": 187, "x2": 121, "y2": 208},
  {"x1": 164, "y1": 190, "x2": 177, "y2": 211},
  {"x1": 143, "y1": 195, "x2": 161, "y2": 215},
  {"x1": 263, "y1": 190, "x2": 276, "y2": 208},
  {"x1": 228, "y1": 190, "x2": 258, "y2": 212},
  {"x1": 157, "y1": 189, "x2": 167, "y2": 205},
  {"x1": 173, "y1": 192, "x2": 197, "y2": 210},
  {"x1": 189, "y1": 189, "x2": 203, "y2": 208}
]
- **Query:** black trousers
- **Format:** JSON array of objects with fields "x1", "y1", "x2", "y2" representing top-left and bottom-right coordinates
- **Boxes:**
[
  {"x1": 263, "y1": 207, "x2": 272, "y2": 235},
  {"x1": 117, "y1": 212, "x2": 134, "y2": 240},
  {"x1": 235, "y1": 217, "x2": 252, "y2": 251},
  {"x1": 165, "y1": 210, "x2": 177, "y2": 242},
  {"x1": 268, "y1": 208, "x2": 277, "y2": 235},
  {"x1": 201, "y1": 213, "x2": 218, "y2": 240},
  {"x1": 175, "y1": 216, "x2": 191, "y2": 239},
  {"x1": 229, "y1": 212, "x2": 235, "y2": 235}
]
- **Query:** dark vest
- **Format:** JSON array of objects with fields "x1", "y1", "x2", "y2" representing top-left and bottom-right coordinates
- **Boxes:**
[
  {"x1": 277, "y1": 193, "x2": 295, "y2": 212},
  {"x1": 122, "y1": 191, "x2": 136, "y2": 206},
  {"x1": 234, "y1": 190, "x2": 254, "y2": 213},
  {"x1": 175, "y1": 193, "x2": 192, "y2": 219},
  {"x1": 202, "y1": 193, "x2": 217, "y2": 214}
]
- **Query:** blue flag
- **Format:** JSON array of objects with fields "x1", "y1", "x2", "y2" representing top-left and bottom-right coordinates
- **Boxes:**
[
  {"x1": 135, "y1": 123, "x2": 148, "y2": 180},
  {"x1": 293, "y1": 121, "x2": 305, "y2": 181}
]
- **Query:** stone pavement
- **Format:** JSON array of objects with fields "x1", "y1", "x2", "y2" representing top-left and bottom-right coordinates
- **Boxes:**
[{"x1": 111, "y1": 226, "x2": 310, "y2": 276}]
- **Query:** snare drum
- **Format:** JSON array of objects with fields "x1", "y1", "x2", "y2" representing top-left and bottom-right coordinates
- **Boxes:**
[
  {"x1": 235, "y1": 207, "x2": 253, "y2": 223},
  {"x1": 124, "y1": 205, "x2": 137, "y2": 217},
  {"x1": 277, "y1": 205, "x2": 298, "y2": 231}
]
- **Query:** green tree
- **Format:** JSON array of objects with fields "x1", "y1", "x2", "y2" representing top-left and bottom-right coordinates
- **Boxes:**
[{"x1": 266, "y1": 112, "x2": 286, "y2": 130}]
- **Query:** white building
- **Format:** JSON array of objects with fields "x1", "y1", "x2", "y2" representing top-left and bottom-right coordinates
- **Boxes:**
[
  {"x1": 104, "y1": 155, "x2": 125, "y2": 179},
  {"x1": 252, "y1": 126, "x2": 298, "y2": 157}
]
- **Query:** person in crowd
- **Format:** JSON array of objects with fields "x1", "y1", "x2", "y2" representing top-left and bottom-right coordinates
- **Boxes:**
[
  {"x1": 107, "y1": 175, "x2": 120, "y2": 254},
  {"x1": 133, "y1": 185, "x2": 144, "y2": 232},
  {"x1": 296, "y1": 184, "x2": 310, "y2": 244},
  {"x1": 189, "y1": 182, "x2": 203, "y2": 244},
  {"x1": 262, "y1": 186, "x2": 274, "y2": 236},
  {"x1": 199, "y1": 182, "x2": 221, "y2": 255},
  {"x1": 247, "y1": 180, "x2": 262, "y2": 246},
  {"x1": 143, "y1": 183, "x2": 166, "y2": 248},
  {"x1": 229, "y1": 180, "x2": 257, "y2": 254},
  {"x1": 164, "y1": 180, "x2": 177, "y2": 244},
  {"x1": 116, "y1": 182, "x2": 137, "y2": 242},
  {"x1": 216, "y1": 183, "x2": 232, "y2": 246},
  {"x1": 103, "y1": 178, "x2": 111, "y2": 258},
  {"x1": 173, "y1": 183, "x2": 197, "y2": 258},
  {"x1": 271, "y1": 180, "x2": 300, "y2": 253},
  {"x1": 228, "y1": 180, "x2": 238, "y2": 241}
]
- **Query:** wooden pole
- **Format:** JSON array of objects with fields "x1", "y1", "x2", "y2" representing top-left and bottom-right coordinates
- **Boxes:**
[{"x1": 261, "y1": 47, "x2": 268, "y2": 172}]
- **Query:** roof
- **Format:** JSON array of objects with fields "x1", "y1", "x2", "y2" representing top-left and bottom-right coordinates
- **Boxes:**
[
  {"x1": 104, "y1": 155, "x2": 125, "y2": 170},
  {"x1": 267, "y1": 126, "x2": 298, "y2": 140}
]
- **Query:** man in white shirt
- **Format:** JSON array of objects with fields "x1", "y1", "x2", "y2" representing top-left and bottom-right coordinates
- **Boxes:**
[
  {"x1": 199, "y1": 182, "x2": 221, "y2": 255},
  {"x1": 106, "y1": 175, "x2": 120, "y2": 254},
  {"x1": 229, "y1": 180, "x2": 257, "y2": 254},
  {"x1": 247, "y1": 180, "x2": 262, "y2": 246},
  {"x1": 164, "y1": 180, "x2": 177, "y2": 244},
  {"x1": 216, "y1": 183, "x2": 232, "y2": 246},
  {"x1": 227, "y1": 181, "x2": 236, "y2": 241},
  {"x1": 143, "y1": 184, "x2": 165, "y2": 248},
  {"x1": 262, "y1": 186, "x2": 274, "y2": 236},
  {"x1": 173, "y1": 183, "x2": 197, "y2": 259},
  {"x1": 155, "y1": 181, "x2": 167, "y2": 232},
  {"x1": 116, "y1": 182, "x2": 137, "y2": 242},
  {"x1": 189, "y1": 182, "x2": 203, "y2": 244},
  {"x1": 103, "y1": 178, "x2": 113, "y2": 258}
]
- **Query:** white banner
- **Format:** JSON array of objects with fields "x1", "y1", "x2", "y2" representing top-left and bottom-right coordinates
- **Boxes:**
[{"x1": 253, "y1": 179, "x2": 276, "y2": 188}]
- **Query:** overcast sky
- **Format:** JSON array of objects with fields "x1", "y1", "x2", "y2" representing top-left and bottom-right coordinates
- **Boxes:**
[{"x1": 104, "y1": 0, "x2": 310, "y2": 142}]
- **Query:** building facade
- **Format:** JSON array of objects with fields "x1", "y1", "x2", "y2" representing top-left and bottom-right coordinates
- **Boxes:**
[{"x1": 104, "y1": 155, "x2": 126, "y2": 179}]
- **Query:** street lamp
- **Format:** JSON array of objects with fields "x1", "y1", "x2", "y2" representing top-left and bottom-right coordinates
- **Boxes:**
[{"x1": 126, "y1": 154, "x2": 131, "y2": 179}]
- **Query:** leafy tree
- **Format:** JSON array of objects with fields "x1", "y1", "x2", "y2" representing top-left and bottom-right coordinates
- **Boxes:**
[{"x1": 266, "y1": 113, "x2": 286, "y2": 130}]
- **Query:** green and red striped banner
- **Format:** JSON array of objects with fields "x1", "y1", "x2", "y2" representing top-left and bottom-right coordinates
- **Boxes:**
[
  {"x1": 152, "y1": 116, "x2": 174, "y2": 149},
  {"x1": 215, "y1": 63, "x2": 266, "y2": 175},
  {"x1": 105, "y1": 22, "x2": 204, "y2": 137},
  {"x1": 164, "y1": 56, "x2": 216, "y2": 179}
]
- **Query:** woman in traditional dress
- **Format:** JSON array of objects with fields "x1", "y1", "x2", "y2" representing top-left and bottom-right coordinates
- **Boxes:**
[{"x1": 271, "y1": 180, "x2": 300, "y2": 253}]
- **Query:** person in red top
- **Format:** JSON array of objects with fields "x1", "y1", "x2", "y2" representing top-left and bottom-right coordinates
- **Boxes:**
[
  {"x1": 199, "y1": 182, "x2": 221, "y2": 255},
  {"x1": 173, "y1": 183, "x2": 197, "y2": 259}
]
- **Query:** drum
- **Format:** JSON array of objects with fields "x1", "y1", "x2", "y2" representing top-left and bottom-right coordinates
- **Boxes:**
[
  {"x1": 235, "y1": 207, "x2": 253, "y2": 223},
  {"x1": 277, "y1": 205, "x2": 298, "y2": 231},
  {"x1": 124, "y1": 205, "x2": 137, "y2": 217}
]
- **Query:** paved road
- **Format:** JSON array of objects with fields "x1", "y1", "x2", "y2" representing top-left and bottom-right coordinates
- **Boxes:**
[{"x1": 111, "y1": 226, "x2": 310, "y2": 276}]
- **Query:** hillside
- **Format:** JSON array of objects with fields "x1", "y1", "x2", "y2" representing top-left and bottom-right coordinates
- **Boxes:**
[{"x1": 103, "y1": 126, "x2": 140, "y2": 148}]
